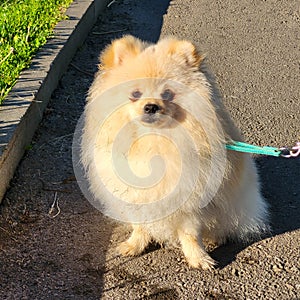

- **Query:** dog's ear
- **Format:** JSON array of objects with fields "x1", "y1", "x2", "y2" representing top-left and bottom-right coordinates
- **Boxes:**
[
  {"x1": 163, "y1": 38, "x2": 204, "y2": 68},
  {"x1": 99, "y1": 35, "x2": 144, "y2": 69}
]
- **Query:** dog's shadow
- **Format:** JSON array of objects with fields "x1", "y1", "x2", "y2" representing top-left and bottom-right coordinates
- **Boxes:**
[
  {"x1": 210, "y1": 156, "x2": 300, "y2": 268},
  {"x1": 210, "y1": 241, "x2": 248, "y2": 269}
]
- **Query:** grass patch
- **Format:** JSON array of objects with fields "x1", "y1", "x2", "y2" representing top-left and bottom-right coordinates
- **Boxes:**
[{"x1": 0, "y1": 0, "x2": 73, "y2": 104}]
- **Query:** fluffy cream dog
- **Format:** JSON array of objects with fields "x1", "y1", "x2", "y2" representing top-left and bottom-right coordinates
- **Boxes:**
[{"x1": 81, "y1": 35, "x2": 269, "y2": 270}]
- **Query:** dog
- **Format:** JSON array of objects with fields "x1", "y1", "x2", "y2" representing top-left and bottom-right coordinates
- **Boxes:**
[{"x1": 81, "y1": 35, "x2": 269, "y2": 269}]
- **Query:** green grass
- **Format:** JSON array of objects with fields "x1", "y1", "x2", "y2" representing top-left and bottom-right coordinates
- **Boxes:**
[{"x1": 0, "y1": 0, "x2": 73, "y2": 104}]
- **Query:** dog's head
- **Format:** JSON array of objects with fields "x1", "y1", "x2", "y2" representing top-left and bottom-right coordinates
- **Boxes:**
[{"x1": 97, "y1": 35, "x2": 207, "y2": 128}]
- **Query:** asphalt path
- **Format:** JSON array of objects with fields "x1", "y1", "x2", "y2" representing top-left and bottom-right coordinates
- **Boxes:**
[{"x1": 0, "y1": 0, "x2": 299, "y2": 299}]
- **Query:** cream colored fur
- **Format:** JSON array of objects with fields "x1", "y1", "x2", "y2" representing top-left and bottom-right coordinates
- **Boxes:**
[{"x1": 81, "y1": 35, "x2": 269, "y2": 269}]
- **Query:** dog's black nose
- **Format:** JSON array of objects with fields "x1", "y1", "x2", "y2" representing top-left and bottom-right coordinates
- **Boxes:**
[{"x1": 144, "y1": 103, "x2": 160, "y2": 114}]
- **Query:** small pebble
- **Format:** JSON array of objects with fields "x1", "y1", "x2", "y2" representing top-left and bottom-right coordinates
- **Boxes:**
[{"x1": 272, "y1": 265, "x2": 282, "y2": 273}]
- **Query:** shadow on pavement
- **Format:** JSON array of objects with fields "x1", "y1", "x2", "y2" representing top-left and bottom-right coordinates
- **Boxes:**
[
  {"x1": 257, "y1": 156, "x2": 300, "y2": 234},
  {"x1": 210, "y1": 155, "x2": 300, "y2": 269},
  {"x1": 125, "y1": 0, "x2": 170, "y2": 42}
]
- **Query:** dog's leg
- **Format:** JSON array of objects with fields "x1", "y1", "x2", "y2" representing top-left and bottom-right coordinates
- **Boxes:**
[
  {"x1": 117, "y1": 225, "x2": 151, "y2": 256},
  {"x1": 178, "y1": 229, "x2": 215, "y2": 270}
]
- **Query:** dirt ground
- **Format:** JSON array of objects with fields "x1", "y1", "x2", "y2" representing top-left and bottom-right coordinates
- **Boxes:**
[{"x1": 0, "y1": 0, "x2": 299, "y2": 299}]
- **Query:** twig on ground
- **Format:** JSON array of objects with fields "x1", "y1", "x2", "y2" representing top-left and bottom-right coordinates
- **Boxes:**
[
  {"x1": 92, "y1": 28, "x2": 128, "y2": 35},
  {"x1": 48, "y1": 192, "x2": 61, "y2": 218},
  {"x1": 70, "y1": 63, "x2": 94, "y2": 77},
  {"x1": 37, "y1": 133, "x2": 73, "y2": 150},
  {"x1": 40, "y1": 178, "x2": 73, "y2": 194},
  {"x1": 43, "y1": 187, "x2": 72, "y2": 193},
  {"x1": 107, "y1": 0, "x2": 117, "y2": 7}
]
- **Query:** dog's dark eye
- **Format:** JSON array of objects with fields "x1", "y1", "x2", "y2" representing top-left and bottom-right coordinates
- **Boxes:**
[
  {"x1": 130, "y1": 90, "x2": 142, "y2": 101},
  {"x1": 161, "y1": 89, "x2": 175, "y2": 101}
]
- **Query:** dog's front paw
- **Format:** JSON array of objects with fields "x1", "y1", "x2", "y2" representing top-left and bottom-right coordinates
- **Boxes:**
[
  {"x1": 186, "y1": 253, "x2": 216, "y2": 270},
  {"x1": 117, "y1": 241, "x2": 143, "y2": 257},
  {"x1": 178, "y1": 230, "x2": 216, "y2": 270},
  {"x1": 117, "y1": 226, "x2": 151, "y2": 257}
]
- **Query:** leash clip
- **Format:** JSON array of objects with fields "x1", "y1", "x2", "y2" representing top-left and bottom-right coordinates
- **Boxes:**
[{"x1": 280, "y1": 142, "x2": 300, "y2": 158}]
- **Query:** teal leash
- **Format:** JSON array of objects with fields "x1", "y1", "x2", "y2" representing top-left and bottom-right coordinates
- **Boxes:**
[{"x1": 226, "y1": 141, "x2": 300, "y2": 158}]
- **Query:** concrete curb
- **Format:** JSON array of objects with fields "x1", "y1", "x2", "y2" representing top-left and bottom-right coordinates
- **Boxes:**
[{"x1": 0, "y1": 0, "x2": 109, "y2": 202}]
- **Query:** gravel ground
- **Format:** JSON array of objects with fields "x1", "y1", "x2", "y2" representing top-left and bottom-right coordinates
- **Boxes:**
[{"x1": 0, "y1": 0, "x2": 299, "y2": 299}]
